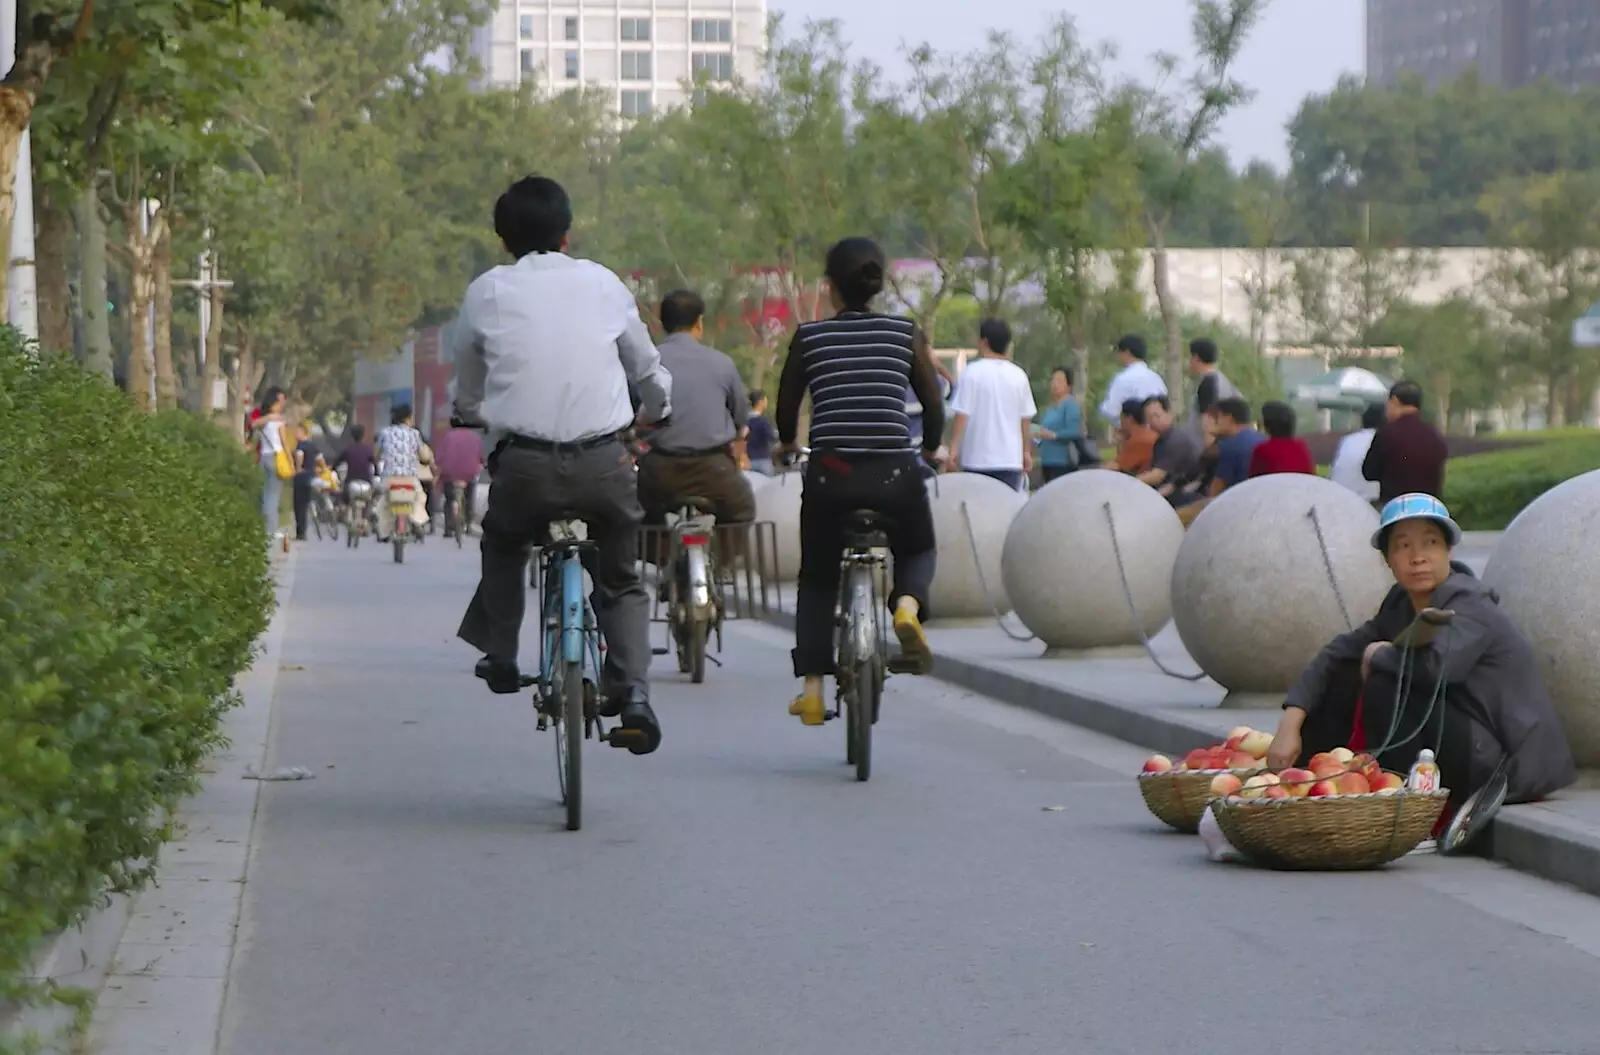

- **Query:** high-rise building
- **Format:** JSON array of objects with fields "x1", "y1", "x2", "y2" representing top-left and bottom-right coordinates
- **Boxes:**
[
  {"x1": 468, "y1": 1, "x2": 768, "y2": 116},
  {"x1": 1367, "y1": 0, "x2": 1600, "y2": 89}
]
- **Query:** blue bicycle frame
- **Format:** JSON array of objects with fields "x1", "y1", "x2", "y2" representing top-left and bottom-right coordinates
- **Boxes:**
[{"x1": 540, "y1": 541, "x2": 603, "y2": 698}]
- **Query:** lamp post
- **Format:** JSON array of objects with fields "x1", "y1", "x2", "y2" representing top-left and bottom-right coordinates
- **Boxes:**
[
  {"x1": 0, "y1": 0, "x2": 39, "y2": 340},
  {"x1": 173, "y1": 233, "x2": 234, "y2": 411}
]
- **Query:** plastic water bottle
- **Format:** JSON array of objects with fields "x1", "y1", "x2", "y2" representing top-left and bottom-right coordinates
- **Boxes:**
[{"x1": 1407, "y1": 749, "x2": 1441, "y2": 793}]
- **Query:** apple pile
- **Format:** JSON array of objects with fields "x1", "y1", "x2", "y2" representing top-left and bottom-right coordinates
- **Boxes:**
[
  {"x1": 1207, "y1": 746, "x2": 1407, "y2": 801},
  {"x1": 1140, "y1": 726, "x2": 1273, "y2": 776}
]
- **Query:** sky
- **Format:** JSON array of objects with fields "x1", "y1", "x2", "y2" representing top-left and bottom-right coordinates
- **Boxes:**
[{"x1": 772, "y1": 0, "x2": 1364, "y2": 169}]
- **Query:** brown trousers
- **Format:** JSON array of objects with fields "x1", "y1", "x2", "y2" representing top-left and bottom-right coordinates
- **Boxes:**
[{"x1": 636, "y1": 450, "x2": 756, "y2": 525}]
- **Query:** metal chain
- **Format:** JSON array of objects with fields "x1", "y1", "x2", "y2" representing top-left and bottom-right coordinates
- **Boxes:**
[
  {"x1": 959, "y1": 501, "x2": 1038, "y2": 643},
  {"x1": 1101, "y1": 502, "x2": 1208, "y2": 682},
  {"x1": 1306, "y1": 506, "x2": 1354, "y2": 631}
]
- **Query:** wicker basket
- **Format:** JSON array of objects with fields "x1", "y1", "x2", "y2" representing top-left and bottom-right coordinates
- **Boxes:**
[
  {"x1": 1138, "y1": 769, "x2": 1264, "y2": 833},
  {"x1": 1209, "y1": 790, "x2": 1449, "y2": 870}
]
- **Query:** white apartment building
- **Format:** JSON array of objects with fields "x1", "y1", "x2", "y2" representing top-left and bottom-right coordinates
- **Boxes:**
[{"x1": 468, "y1": 0, "x2": 768, "y2": 116}]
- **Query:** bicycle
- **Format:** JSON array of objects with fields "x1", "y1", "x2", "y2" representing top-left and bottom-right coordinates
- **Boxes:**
[
  {"x1": 384, "y1": 480, "x2": 420, "y2": 564},
  {"x1": 310, "y1": 485, "x2": 340, "y2": 542},
  {"x1": 446, "y1": 481, "x2": 468, "y2": 549},
  {"x1": 661, "y1": 498, "x2": 721, "y2": 684},
  {"x1": 780, "y1": 446, "x2": 917, "y2": 783},
  {"x1": 344, "y1": 481, "x2": 372, "y2": 549},
  {"x1": 534, "y1": 515, "x2": 650, "y2": 830}
]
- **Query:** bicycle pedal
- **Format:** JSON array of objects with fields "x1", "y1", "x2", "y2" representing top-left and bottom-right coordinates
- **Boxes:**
[{"x1": 606, "y1": 728, "x2": 647, "y2": 748}]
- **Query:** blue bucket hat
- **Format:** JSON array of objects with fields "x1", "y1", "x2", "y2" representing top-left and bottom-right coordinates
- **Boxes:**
[{"x1": 1372, "y1": 493, "x2": 1462, "y2": 551}]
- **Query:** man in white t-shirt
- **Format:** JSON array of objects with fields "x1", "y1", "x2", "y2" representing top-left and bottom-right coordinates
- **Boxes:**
[
  {"x1": 1098, "y1": 333, "x2": 1168, "y2": 425},
  {"x1": 948, "y1": 319, "x2": 1037, "y2": 491}
]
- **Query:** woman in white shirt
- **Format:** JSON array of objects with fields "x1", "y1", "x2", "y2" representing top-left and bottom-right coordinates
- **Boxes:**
[
  {"x1": 254, "y1": 388, "x2": 289, "y2": 541},
  {"x1": 1330, "y1": 402, "x2": 1385, "y2": 505}
]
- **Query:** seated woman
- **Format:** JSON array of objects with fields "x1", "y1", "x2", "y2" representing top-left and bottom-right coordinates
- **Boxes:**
[{"x1": 1266, "y1": 494, "x2": 1575, "y2": 808}]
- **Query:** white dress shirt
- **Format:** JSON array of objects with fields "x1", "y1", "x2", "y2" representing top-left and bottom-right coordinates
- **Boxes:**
[
  {"x1": 1330, "y1": 428, "x2": 1379, "y2": 501},
  {"x1": 451, "y1": 252, "x2": 671, "y2": 442},
  {"x1": 1098, "y1": 360, "x2": 1169, "y2": 422}
]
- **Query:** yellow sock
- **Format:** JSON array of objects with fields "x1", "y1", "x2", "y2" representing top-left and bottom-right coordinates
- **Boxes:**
[{"x1": 896, "y1": 596, "x2": 920, "y2": 620}]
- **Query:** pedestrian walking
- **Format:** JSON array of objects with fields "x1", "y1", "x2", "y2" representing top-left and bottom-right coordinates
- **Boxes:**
[
  {"x1": 291, "y1": 420, "x2": 320, "y2": 541},
  {"x1": 1185, "y1": 337, "x2": 1240, "y2": 441},
  {"x1": 253, "y1": 387, "x2": 290, "y2": 544},
  {"x1": 1098, "y1": 334, "x2": 1167, "y2": 426},
  {"x1": 1362, "y1": 381, "x2": 1447, "y2": 504},
  {"x1": 947, "y1": 318, "x2": 1036, "y2": 491}
]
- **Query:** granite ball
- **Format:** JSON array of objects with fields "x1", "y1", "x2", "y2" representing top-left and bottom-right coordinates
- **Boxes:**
[
  {"x1": 1483, "y1": 470, "x2": 1600, "y2": 766},
  {"x1": 753, "y1": 471, "x2": 805, "y2": 581},
  {"x1": 1001, "y1": 471, "x2": 1183, "y2": 649},
  {"x1": 1171, "y1": 474, "x2": 1390, "y2": 699},
  {"x1": 925, "y1": 472, "x2": 1029, "y2": 619}
]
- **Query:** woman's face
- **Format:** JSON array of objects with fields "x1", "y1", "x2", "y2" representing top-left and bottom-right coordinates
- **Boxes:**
[
  {"x1": 1049, "y1": 370, "x2": 1070, "y2": 400},
  {"x1": 1385, "y1": 519, "x2": 1452, "y2": 596},
  {"x1": 271, "y1": 393, "x2": 286, "y2": 413}
]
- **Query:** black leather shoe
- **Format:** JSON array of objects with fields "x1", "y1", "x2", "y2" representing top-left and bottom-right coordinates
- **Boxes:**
[
  {"x1": 475, "y1": 656, "x2": 535, "y2": 694},
  {"x1": 615, "y1": 698, "x2": 661, "y2": 756}
]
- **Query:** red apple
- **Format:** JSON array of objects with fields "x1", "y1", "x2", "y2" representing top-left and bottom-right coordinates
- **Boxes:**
[
  {"x1": 1226, "y1": 726, "x2": 1254, "y2": 743},
  {"x1": 1310, "y1": 759, "x2": 1345, "y2": 780},
  {"x1": 1209, "y1": 774, "x2": 1244, "y2": 797},
  {"x1": 1264, "y1": 785, "x2": 1291, "y2": 800},
  {"x1": 1142, "y1": 754, "x2": 1174, "y2": 774},
  {"x1": 1371, "y1": 772, "x2": 1405, "y2": 793},
  {"x1": 1184, "y1": 748, "x2": 1211, "y2": 771},
  {"x1": 1278, "y1": 768, "x2": 1316, "y2": 797},
  {"x1": 1239, "y1": 730, "x2": 1274, "y2": 759},
  {"x1": 1308, "y1": 779, "x2": 1340, "y2": 798},
  {"x1": 1330, "y1": 747, "x2": 1355, "y2": 764},
  {"x1": 1335, "y1": 772, "x2": 1371, "y2": 795}
]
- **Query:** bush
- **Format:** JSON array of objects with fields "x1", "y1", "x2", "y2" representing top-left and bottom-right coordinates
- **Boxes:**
[
  {"x1": 1443, "y1": 430, "x2": 1600, "y2": 529},
  {"x1": 0, "y1": 332, "x2": 270, "y2": 1022}
]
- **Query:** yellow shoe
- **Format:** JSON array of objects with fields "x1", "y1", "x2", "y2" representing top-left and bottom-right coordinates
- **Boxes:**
[
  {"x1": 893, "y1": 605, "x2": 932, "y2": 674},
  {"x1": 788, "y1": 691, "x2": 826, "y2": 726}
]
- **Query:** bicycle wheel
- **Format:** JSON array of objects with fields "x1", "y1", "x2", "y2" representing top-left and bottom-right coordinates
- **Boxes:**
[
  {"x1": 687, "y1": 619, "x2": 708, "y2": 684},
  {"x1": 851, "y1": 659, "x2": 875, "y2": 782},
  {"x1": 453, "y1": 503, "x2": 464, "y2": 549},
  {"x1": 562, "y1": 658, "x2": 583, "y2": 831},
  {"x1": 393, "y1": 535, "x2": 405, "y2": 564}
]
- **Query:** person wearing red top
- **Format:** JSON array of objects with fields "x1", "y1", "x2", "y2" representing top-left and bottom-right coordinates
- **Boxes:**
[
  {"x1": 1249, "y1": 401, "x2": 1316, "y2": 478},
  {"x1": 433, "y1": 425, "x2": 487, "y2": 536}
]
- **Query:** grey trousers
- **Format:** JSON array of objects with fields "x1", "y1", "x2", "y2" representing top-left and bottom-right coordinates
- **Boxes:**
[{"x1": 457, "y1": 440, "x2": 652, "y2": 697}]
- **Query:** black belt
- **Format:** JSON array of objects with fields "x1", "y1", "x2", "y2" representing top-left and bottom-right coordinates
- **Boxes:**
[
  {"x1": 647, "y1": 444, "x2": 730, "y2": 458},
  {"x1": 504, "y1": 431, "x2": 622, "y2": 452}
]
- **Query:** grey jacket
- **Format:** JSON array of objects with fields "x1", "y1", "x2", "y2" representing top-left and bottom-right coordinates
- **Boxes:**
[{"x1": 1285, "y1": 565, "x2": 1576, "y2": 803}]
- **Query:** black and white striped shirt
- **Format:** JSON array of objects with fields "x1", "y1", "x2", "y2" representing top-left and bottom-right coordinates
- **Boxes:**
[{"x1": 776, "y1": 312, "x2": 943, "y2": 455}]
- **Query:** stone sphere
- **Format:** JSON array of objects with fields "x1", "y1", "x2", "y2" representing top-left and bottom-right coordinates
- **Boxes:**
[
  {"x1": 1483, "y1": 470, "x2": 1600, "y2": 766},
  {"x1": 1171, "y1": 474, "x2": 1390, "y2": 698},
  {"x1": 753, "y1": 471, "x2": 805, "y2": 581},
  {"x1": 926, "y1": 472, "x2": 1029, "y2": 619},
  {"x1": 1001, "y1": 471, "x2": 1184, "y2": 649}
]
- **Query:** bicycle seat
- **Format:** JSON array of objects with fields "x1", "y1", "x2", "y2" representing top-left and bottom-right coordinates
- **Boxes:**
[
  {"x1": 675, "y1": 496, "x2": 716, "y2": 517},
  {"x1": 547, "y1": 516, "x2": 589, "y2": 543},
  {"x1": 847, "y1": 510, "x2": 895, "y2": 535}
]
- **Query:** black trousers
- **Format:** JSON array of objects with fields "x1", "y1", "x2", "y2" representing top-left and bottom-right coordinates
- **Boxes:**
[
  {"x1": 1299, "y1": 658, "x2": 1483, "y2": 804},
  {"x1": 1040, "y1": 464, "x2": 1071, "y2": 483},
  {"x1": 292, "y1": 476, "x2": 314, "y2": 539},
  {"x1": 793, "y1": 451, "x2": 936, "y2": 678},
  {"x1": 457, "y1": 440, "x2": 650, "y2": 696}
]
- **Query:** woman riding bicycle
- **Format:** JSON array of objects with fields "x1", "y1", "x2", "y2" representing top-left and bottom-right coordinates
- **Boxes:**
[{"x1": 773, "y1": 237, "x2": 946, "y2": 726}]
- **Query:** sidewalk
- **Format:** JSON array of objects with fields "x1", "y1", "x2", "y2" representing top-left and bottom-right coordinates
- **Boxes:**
[{"x1": 758, "y1": 531, "x2": 1600, "y2": 898}]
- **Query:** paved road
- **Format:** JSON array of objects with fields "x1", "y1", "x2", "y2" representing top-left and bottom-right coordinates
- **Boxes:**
[{"x1": 223, "y1": 537, "x2": 1600, "y2": 1055}]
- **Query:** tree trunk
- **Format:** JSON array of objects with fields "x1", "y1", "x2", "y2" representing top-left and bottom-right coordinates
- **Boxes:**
[
  {"x1": 1545, "y1": 378, "x2": 1564, "y2": 428},
  {"x1": 1148, "y1": 235, "x2": 1185, "y2": 411},
  {"x1": 0, "y1": 88, "x2": 30, "y2": 316},
  {"x1": 35, "y1": 186, "x2": 72, "y2": 354},
  {"x1": 123, "y1": 199, "x2": 159, "y2": 413},
  {"x1": 201, "y1": 263, "x2": 227, "y2": 423},
  {"x1": 78, "y1": 185, "x2": 113, "y2": 377},
  {"x1": 152, "y1": 215, "x2": 178, "y2": 411}
]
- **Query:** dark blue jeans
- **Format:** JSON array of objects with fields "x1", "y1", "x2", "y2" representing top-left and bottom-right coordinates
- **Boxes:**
[{"x1": 965, "y1": 468, "x2": 1024, "y2": 491}]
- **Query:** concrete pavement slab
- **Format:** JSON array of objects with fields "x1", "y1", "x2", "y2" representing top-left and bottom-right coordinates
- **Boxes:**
[{"x1": 207, "y1": 538, "x2": 1600, "y2": 1055}]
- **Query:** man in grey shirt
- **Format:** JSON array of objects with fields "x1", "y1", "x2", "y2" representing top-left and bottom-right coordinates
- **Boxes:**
[{"x1": 635, "y1": 289, "x2": 756, "y2": 525}]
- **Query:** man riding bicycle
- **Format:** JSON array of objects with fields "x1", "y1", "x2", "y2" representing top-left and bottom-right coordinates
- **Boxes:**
[
  {"x1": 434, "y1": 422, "x2": 486, "y2": 538},
  {"x1": 374, "y1": 405, "x2": 428, "y2": 542},
  {"x1": 451, "y1": 175, "x2": 672, "y2": 755},
  {"x1": 773, "y1": 236, "x2": 945, "y2": 726}
]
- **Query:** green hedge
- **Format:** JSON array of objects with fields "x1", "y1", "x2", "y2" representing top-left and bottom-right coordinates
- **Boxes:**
[
  {"x1": 1443, "y1": 431, "x2": 1600, "y2": 529},
  {"x1": 0, "y1": 331, "x2": 270, "y2": 1024}
]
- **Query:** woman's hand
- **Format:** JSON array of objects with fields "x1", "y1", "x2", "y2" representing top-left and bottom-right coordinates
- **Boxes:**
[
  {"x1": 1361, "y1": 640, "x2": 1390, "y2": 680},
  {"x1": 1038, "y1": 429, "x2": 1057, "y2": 440},
  {"x1": 1266, "y1": 708, "x2": 1306, "y2": 770}
]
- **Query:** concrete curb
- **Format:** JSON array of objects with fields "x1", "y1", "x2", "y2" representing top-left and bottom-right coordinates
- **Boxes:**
[
  {"x1": 760, "y1": 605, "x2": 1600, "y2": 899},
  {"x1": 3, "y1": 548, "x2": 299, "y2": 1054}
]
